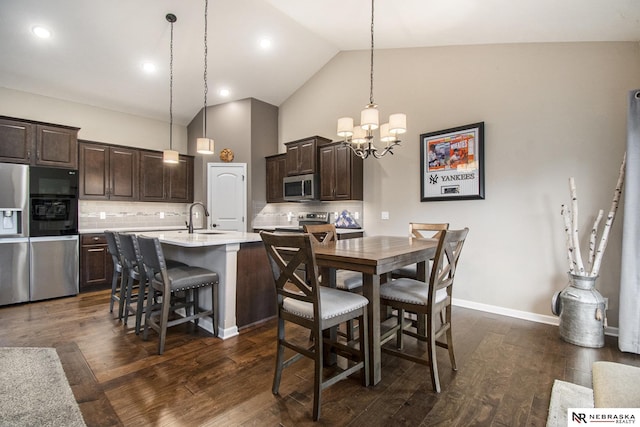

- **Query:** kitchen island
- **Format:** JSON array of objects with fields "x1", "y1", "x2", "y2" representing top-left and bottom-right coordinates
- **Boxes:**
[{"x1": 137, "y1": 229, "x2": 266, "y2": 340}]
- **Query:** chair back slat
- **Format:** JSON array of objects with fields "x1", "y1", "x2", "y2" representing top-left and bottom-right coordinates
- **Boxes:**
[
  {"x1": 410, "y1": 222, "x2": 449, "y2": 240},
  {"x1": 104, "y1": 230, "x2": 122, "y2": 267},
  {"x1": 430, "y1": 228, "x2": 469, "y2": 302},
  {"x1": 137, "y1": 236, "x2": 167, "y2": 275},
  {"x1": 303, "y1": 224, "x2": 337, "y2": 245},
  {"x1": 260, "y1": 231, "x2": 320, "y2": 308}
]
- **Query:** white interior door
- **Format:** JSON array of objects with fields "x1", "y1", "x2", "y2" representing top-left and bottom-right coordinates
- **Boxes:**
[{"x1": 207, "y1": 163, "x2": 247, "y2": 231}]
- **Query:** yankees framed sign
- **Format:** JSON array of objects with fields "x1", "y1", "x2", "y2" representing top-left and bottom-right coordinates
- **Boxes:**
[{"x1": 420, "y1": 122, "x2": 485, "y2": 202}]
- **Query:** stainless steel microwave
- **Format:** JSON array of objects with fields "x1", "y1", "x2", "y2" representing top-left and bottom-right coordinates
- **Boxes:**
[{"x1": 283, "y1": 173, "x2": 318, "y2": 201}]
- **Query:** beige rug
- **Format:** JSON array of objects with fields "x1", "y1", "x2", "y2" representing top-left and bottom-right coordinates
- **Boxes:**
[
  {"x1": 0, "y1": 347, "x2": 86, "y2": 427},
  {"x1": 546, "y1": 379, "x2": 594, "y2": 427}
]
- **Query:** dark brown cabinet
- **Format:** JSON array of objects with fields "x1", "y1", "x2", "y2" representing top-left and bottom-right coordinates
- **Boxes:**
[
  {"x1": 319, "y1": 142, "x2": 363, "y2": 201},
  {"x1": 266, "y1": 153, "x2": 287, "y2": 203},
  {"x1": 80, "y1": 233, "x2": 113, "y2": 292},
  {"x1": 139, "y1": 150, "x2": 193, "y2": 203},
  {"x1": 79, "y1": 141, "x2": 139, "y2": 201},
  {"x1": 236, "y1": 242, "x2": 276, "y2": 329},
  {"x1": 284, "y1": 135, "x2": 331, "y2": 176},
  {"x1": 0, "y1": 116, "x2": 78, "y2": 169}
]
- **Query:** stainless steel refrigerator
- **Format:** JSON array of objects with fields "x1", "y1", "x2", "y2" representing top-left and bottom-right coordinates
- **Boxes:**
[
  {"x1": 0, "y1": 163, "x2": 79, "y2": 306},
  {"x1": 0, "y1": 163, "x2": 30, "y2": 305}
]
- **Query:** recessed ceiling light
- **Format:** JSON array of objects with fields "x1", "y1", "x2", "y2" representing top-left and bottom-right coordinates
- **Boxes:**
[
  {"x1": 219, "y1": 89, "x2": 230, "y2": 97},
  {"x1": 142, "y1": 62, "x2": 156, "y2": 73},
  {"x1": 32, "y1": 26, "x2": 51, "y2": 39},
  {"x1": 259, "y1": 38, "x2": 271, "y2": 49}
]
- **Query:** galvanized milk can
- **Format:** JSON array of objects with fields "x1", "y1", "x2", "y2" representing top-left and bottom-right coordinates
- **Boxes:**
[{"x1": 551, "y1": 273, "x2": 606, "y2": 348}]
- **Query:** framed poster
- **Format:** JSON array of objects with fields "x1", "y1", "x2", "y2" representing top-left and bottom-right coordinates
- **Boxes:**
[{"x1": 420, "y1": 122, "x2": 485, "y2": 201}]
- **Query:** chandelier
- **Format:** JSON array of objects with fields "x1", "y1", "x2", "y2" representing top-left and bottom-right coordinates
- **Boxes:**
[
  {"x1": 196, "y1": 0, "x2": 215, "y2": 155},
  {"x1": 163, "y1": 13, "x2": 179, "y2": 164},
  {"x1": 336, "y1": 0, "x2": 406, "y2": 159}
]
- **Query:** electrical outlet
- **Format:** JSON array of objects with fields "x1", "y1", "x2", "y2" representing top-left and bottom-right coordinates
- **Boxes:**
[
  {"x1": 159, "y1": 212, "x2": 165, "y2": 219},
  {"x1": 354, "y1": 212, "x2": 360, "y2": 220},
  {"x1": 99, "y1": 212, "x2": 106, "y2": 220},
  {"x1": 381, "y1": 211, "x2": 389, "y2": 220}
]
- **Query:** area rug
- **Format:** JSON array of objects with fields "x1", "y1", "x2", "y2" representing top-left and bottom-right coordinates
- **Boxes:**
[
  {"x1": 0, "y1": 347, "x2": 86, "y2": 427},
  {"x1": 546, "y1": 379, "x2": 594, "y2": 427}
]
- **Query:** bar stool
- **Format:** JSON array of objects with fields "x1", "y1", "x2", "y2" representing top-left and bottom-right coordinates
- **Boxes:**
[
  {"x1": 137, "y1": 235, "x2": 219, "y2": 355},
  {"x1": 104, "y1": 231, "x2": 125, "y2": 319}
]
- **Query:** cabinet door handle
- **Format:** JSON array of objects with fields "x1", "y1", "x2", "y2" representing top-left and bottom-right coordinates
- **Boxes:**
[
  {"x1": 92, "y1": 237, "x2": 100, "y2": 242},
  {"x1": 26, "y1": 150, "x2": 31, "y2": 160},
  {"x1": 88, "y1": 248, "x2": 103, "y2": 252}
]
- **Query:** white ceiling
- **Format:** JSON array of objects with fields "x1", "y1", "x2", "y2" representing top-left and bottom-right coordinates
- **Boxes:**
[{"x1": 1, "y1": 0, "x2": 639, "y2": 125}]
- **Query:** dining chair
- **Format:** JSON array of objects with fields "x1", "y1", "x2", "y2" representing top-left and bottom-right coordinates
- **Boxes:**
[
  {"x1": 391, "y1": 222, "x2": 449, "y2": 279},
  {"x1": 304, "y1": 223, "x2": 363, "y2": 341},
  {"x1": 380, "y1": 227, "x2": 469, "y2": 393},
  {"x1": 260, "y1": 231, "x2": 369, "y2": 421},
  {"x1": 137, "y1": 235, "x2": 219, "y2": 355},
  {"x1": 104, "y1": 230, "x2": 125, "y2": 319}
]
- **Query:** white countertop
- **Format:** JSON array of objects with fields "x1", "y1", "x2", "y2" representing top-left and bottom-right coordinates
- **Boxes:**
[
  {"x1": 253, "y1": 225, "x2": 363, "y2": 235},
  {"x1": 136, "y1": 229, "x2": 262, "y2": 247}
]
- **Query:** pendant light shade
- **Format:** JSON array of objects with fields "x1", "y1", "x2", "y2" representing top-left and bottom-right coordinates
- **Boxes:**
[
  {"x1": 196, "y1": 137, "x2": 215, "y2": 154},
  {"x1": 163, "y1": 149, "x2": 179, "y2": 163}
]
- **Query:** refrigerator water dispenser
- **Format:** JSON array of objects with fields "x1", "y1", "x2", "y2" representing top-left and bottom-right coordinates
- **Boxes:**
[{"x1": 1, "y1": 210, "x2": 20, "y2": 235}]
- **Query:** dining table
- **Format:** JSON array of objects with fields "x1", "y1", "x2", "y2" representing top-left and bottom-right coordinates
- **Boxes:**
[{"x1": 313, "y1": 235, "x2": 438, "y2": 385}]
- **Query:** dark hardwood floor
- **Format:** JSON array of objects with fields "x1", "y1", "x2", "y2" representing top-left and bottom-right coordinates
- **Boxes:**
[{"x1": 0, "y1": 289, "x2": 638, "y2": 426}]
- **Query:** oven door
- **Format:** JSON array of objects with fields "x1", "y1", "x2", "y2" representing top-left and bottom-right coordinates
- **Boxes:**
[{"x1": 29, "y1": 197, "x2": 78, "y2": 236}]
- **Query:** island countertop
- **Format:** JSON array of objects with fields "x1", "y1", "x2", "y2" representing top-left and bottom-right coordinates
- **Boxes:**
[{"x1": 137, "y1": 229, "x2": 262, "y2": 247}]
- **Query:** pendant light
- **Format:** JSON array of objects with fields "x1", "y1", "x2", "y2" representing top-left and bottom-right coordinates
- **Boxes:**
[
  {"x1": 163, "y1": 13, "x2": 179, "y2": 164},
  {"x1": 196, "y1": 0, "x2": 215, "y2": 155},
  {"x1": 336, "y1": 0, "x2": 407, "y2": 159}
]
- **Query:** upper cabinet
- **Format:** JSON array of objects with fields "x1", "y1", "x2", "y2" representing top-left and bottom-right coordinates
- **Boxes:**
[
  {"x1": 79, "y1": 141, "x2": 139, "y2": 201},
  {"x1": 0, "y1": 116, "x2": 79, "y2": 169},
  {"x1": 139, "y1": 150, "x2": 193, "y2": 203},
  {"x1": 266, "y1": 153, "x2": 287, "y2": 203},
  {"x1": 319, "y1": 142, "x2": 363, "y2": 201},
  {"x1": 78, "y1": 141, "x2": 193, "y2": 203},
  {"x1": 284, "y1": 136, "x2": 331, "y2": 176}
]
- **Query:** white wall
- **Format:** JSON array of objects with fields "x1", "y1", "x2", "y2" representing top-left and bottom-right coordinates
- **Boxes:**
[
  {"x1": 279, "y1": 42, "x2": 640, "y2": 327},
  {"x1": 0, "y1": 86, "x2": 187, "y2": 151}
]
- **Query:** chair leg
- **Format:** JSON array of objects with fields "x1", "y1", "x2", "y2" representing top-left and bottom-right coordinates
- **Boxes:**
[
  {"x1": 109, "y1": 271, "x2": 119, "y2": 314},
  {"x1": 272, "y1": 318, "x2": 285, "y2": 395},
  {"x1": 157, "y1": 292, "x2": 172, "y2": 355},
  {"x1": 312, "y1": 326, "x2": 323, "y2": 422},
  {"x1": 143, "y1": 287, "x2": 157, "y2": 341},
  {"x1": 427, "y1": 314, "x2": 441, "y2": 393},
  {"x1": 134, "y1": 279, "x2": 146, "y2": 335},
  {"x1": 445, "y1": 306, "x2": 457, "y2": 371},
  {"x1": 396, "y1": 308, "x2": 404, "y2": 350},
  {"x1": 193, "y1": 289, "x2": 200, "y2": 326},
  {"x1": 117, "y1": 272, "x2": 127, "y2": 320},
  {"x1": 123, "y1": 275, "x2": 134, "y2": 326},
  {"x1": 360, "y1": 312, "x2": 369, "y2": 387},
  {"x1": 211, "y1": 283, "x2": 218, "y2": 337}
]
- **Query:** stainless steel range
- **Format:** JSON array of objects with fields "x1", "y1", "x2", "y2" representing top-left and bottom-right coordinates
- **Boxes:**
[{"x1": 275, "y1": 211, "x2": 329, "y2": 233}]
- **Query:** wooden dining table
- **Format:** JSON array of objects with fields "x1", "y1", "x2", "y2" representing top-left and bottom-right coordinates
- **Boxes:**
[{"x1": 313, "y1": 235, "x2": 438, "y2": 385}]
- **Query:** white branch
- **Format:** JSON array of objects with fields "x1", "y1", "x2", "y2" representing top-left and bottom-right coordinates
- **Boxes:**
[
  {"x1": 561, "y1": 204, "x2": 576, "y2": 274},
  {"x1": 569, "y1": 177, "x2": 585, "y2": 274},
  {"x1": 590, "y1": 153, "x2": 626, "y2": 277},
  {"x1": 588, "y1": 209, "x2": 604, "y2": 272}
]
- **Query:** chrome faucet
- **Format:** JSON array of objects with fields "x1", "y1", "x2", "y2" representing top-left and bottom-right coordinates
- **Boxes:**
[{"x1": 188, "y1": 202, "x2": 210, "y2": 234}]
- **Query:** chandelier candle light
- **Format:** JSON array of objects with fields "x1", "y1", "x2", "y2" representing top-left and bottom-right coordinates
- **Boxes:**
[
  {"x1": 337, "y1": 0, "x2": 406, "y2": 159},
  {"x1": 163, "y1": 13, "x2": 179, "y2": 164},
  {"x1": 196, "y1": 0, "x2": 215, "y2": 155}
]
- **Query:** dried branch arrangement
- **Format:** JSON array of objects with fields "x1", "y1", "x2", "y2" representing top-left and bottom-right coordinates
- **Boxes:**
[{"x1": 561, "y1": 153, "x2": 626, "y2": 277}]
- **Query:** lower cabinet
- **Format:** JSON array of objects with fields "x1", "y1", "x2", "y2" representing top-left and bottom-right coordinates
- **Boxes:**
[
  {"x1": 235, "y1": 242, "x2": 276, "y2": 329},
  {"x1": 80, "y1": 234, "x2": 114, "y2": 292}
]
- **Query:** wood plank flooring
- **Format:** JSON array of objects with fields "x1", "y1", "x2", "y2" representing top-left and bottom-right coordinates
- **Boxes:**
[{"x1": 0, "y1": 289, "x2": 639, "y2": 426}]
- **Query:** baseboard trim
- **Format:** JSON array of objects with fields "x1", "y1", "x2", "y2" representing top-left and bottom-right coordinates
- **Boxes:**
[{"x1": 452, "y1": 298, "x2": 619, "y2": 337}]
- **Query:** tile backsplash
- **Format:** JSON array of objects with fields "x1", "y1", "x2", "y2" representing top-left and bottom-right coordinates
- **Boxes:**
[
  {"x1": 252, "y1": 200, "x2": 364, "y2": 229},
  {"x1": 79, "y1": 200, "x2": 193, "y2": 231}
]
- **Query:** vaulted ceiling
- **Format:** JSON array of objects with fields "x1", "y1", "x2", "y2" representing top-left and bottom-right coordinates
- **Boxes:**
[{"x1": 1, "y1": 0, "x2": 639, "y2": 125}]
